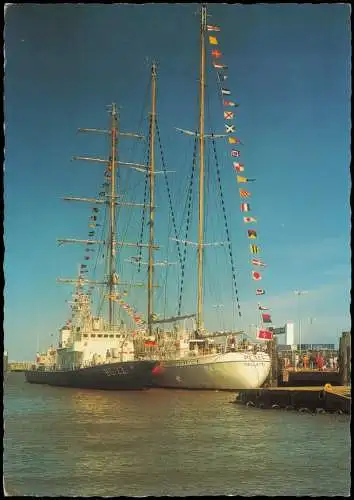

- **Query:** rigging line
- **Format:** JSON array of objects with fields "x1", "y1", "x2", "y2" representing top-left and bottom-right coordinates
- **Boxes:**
[
  {"x1": 93, "y1": 192, "x2": 109, "y2": 313},
  {"x1": 119, "y1": 74, "x2": 151, "y2": 189},
  {"x1": 176, "y1": 142, "x2": 196, "y2": 236},
  {"x1": 206, "y1": 60, "x2": 240, "y2": 329},
  {"x1": 136, "y1": 115, "x2": 152, "y2": 273},
  {"x1": 116, "y1": 143, "x2": 149, "y2": 290},
  {"x1": 93, "y1": 179, "x2": 111, "y2": 317},
  {"x1": 114, "y1": 79, "x2": 151, "y2": 263},
  {"x1": 211, "y1": 135, "x2": 242, "y2": 319},
  {"x1": 206, "y1": 79, "x2": 237, "y2": 316},
  {"x1": 155, "y1": 118, "x2": 183, "y2": 268},
  {"x1": 162, "y1": 214, "x2": 174, "y2": 319},
  {"x1": 177, "y1": 134, "x2": 198, "y2": 316},
  {"x1": 205, "y1": 147, "x2": 224, "y2": 318}
]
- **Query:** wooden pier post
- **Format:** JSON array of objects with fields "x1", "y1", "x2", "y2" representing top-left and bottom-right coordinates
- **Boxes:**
[
  {"x1": 265, "y1": 337, "x2": 278, "y2": 387},
  {"x1": 339, "y1": 331, "x2": 351, "y2": 386}
]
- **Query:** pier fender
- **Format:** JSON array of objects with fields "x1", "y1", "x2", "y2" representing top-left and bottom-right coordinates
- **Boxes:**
[
  {"x1": 316, "y1": 408, "x2": 326, "y2": 414},
  {"x1": 246, "y1": 401, "x2": 256, "y2": 408},
  {"x1": 271, "y1": 404, "x2": 281, "y2": 409},
  {"x1": 299, "y1": 407, "x2": 311, "y2": 414},
  {"x1": 335, "y1": 409, "x2": 343, "y2": 415}
]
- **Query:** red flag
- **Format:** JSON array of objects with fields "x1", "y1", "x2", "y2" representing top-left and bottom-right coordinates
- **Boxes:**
[
  {"x1": 211, "y1": 49, "x2": 222, "y2": 58},
  {"x1": 223, "y1": 100, "x2": 239, "y2": 107},
  {"x1": 262, "y1": 313, "x2": 272, "y2": 323},
  {"x1": 252, "y1": 271, "x2": 262, "y2": 281},
  {"x1": 233, "y1": 162, "x2": 244, "y2": 172},
  {"x1": 257, "y1": 329, "x2": 273, "y2": 340},
  {"x1": 144, "y1": 340, "x2": 157, "y2": 347}
]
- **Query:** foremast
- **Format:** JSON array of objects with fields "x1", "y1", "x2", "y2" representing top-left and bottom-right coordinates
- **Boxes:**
[
  {"x1": 197, "y1": 5, "x2": 207, "y2": 333},
  {"x1": 57, "y1": 104, "x2": 146, "y2": 330},
  {"x1": 108, "y1": 104, "x2": 118, "y2": 327}
]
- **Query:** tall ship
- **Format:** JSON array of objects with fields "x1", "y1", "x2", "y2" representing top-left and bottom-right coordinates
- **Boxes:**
[
  {"x1": 138, "y1": 5, "x2": 272, "y2": 390},
  {"x1": 25, "y1": 68, "x2": 161, "y2": 390}
]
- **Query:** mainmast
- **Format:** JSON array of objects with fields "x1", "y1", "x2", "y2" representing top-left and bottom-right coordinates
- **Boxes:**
[
  {"x1": 108, "y1": 103, "x2": 118, "y2": 327},
  {"x1": 197, "y1": 4, "x2": 207, "y2": 333},
  {"x1": 148, "y1": 63, "x2": 157, "y2": 336}
]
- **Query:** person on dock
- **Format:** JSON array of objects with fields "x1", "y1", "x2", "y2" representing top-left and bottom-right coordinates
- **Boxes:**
[
  {"x1": 329, "y1": 356, "x2": 334, "y2": 370},
  {"x1": 303, "y1": 354, "x2": 309, "y2": 369},
  {"x1": 295, "y1": 353, "x2": 299, "y2": 370},
  {"x1": 309, "y1": 353, "x2": 315, "y2": 369},
  {"x1": 316, "y1": 353, "x2": 324, "y2": 371}
]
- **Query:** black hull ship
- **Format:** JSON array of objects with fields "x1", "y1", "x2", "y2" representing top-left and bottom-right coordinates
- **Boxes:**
[
  {"x1": 25, "y1": 86, "x2": 160, "y2": 390},
  {"x1": 25, "y1": 360, "x2": 156, "y2": 390}
]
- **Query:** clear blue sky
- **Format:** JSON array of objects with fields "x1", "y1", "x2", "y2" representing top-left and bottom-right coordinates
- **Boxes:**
[{"x1": 4, "y1": 4, "x2": 351, "y2": 360}]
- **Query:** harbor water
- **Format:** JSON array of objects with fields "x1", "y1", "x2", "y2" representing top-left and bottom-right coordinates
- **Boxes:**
[{"x1": 4, "y1": 373, "x2": 350, "y2": 497}]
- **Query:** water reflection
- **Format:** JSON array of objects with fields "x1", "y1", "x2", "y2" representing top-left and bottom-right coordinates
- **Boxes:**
[{"x1": 4, "y1": 374, "x2": 351, "y2": 497}]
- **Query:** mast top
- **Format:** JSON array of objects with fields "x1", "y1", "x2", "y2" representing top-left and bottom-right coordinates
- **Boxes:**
[
  {"x1": 106, "y1": 102, "x2": 117, "y2": 116},
  {"x1": 201, "y1": 4, "x2": 207, "y2": 32}
]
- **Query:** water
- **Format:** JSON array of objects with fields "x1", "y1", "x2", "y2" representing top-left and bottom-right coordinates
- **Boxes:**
[{"x1": 4, "y1": 373, "x2": 350, "y2": 497}]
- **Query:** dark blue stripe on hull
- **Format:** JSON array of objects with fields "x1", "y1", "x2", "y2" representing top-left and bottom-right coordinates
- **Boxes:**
[{"x1": 25, "y1": 361, "x2": 156, "y2": 390}]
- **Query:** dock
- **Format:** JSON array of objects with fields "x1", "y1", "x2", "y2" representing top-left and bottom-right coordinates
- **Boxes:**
[
  {"x1": 279, "y1": 368, "x2": 341, "y2": 386},
  {"x1": 7, "y1": 362, "x2": 33, "y2": 372},
  {"x1": 234, "y1": 384, "x2": 351, "y2": 414}
]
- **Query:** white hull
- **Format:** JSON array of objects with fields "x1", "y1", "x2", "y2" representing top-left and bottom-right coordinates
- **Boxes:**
[{"x1": 152, "y1": 351, "x2": 271, "y2": 390}]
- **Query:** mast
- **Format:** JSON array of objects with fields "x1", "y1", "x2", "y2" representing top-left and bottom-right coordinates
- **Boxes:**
[
  {"x1": 197, "y1": 4, "x2": 207, "y2": 333},
  {"x1": 108, "y1": 103, "x2": 118, "y2": 327},
  {"x1": 148, "y1": 63, "x2": 157, "y2": 336},
  {"x1": 58, "y1": 107, "x2": 148, "y2": 328}
]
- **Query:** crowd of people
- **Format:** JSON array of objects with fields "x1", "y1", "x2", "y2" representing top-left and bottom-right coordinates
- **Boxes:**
[{"x1": 280, "y1": 351, "x2": 338, "y2": 371}]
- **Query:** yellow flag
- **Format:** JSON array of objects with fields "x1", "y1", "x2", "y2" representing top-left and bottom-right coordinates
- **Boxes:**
[
  {"x1": 209, "y1": 36, "x2": 218, "y2": 45},
  {"x1": 228, "y1": 137, "x2": 237, "y2": 144},
  {"x1": 250, "y1": 244, "x2": 260, "y2": 254},
  {"x1": 237, "y1": 175, "x2": 247, "y2": 183}
]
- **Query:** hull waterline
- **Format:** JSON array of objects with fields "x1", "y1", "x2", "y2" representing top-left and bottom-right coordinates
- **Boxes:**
[{"x1": 25, "y1": 360, "x2": 157, "y2": 390}]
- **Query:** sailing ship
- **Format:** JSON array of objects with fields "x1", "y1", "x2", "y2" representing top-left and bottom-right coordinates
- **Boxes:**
[
  {"x1": 139, "y1": 5, "x2": 272, "y2": 390},
  {"x1": 25, "y1": 69, "x2": 160, "y2": 390}
]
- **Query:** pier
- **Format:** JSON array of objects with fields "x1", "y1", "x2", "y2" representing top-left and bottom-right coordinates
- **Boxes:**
[
  {"x1": 235, "y1": 331, "x2": 351, "y2": 414},
  {"x1": 279, "y1": 367, "x2": 341, "y2": 386},
  {"x1": 234, "y1": 384, "x2": 351, "y2": 414},
  {"x1": 7, "y1": 362, "x2": 33, "y2": 372}
]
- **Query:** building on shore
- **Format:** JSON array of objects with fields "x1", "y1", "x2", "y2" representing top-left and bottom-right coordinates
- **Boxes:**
[{"x1": 4, "y1": 351, "x2": 8, "y2": 373}]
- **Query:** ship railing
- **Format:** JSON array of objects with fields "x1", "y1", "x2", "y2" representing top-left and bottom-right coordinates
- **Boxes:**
[{"x1": 135, "y1": 342, "x2": 268, "y2": 359}]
